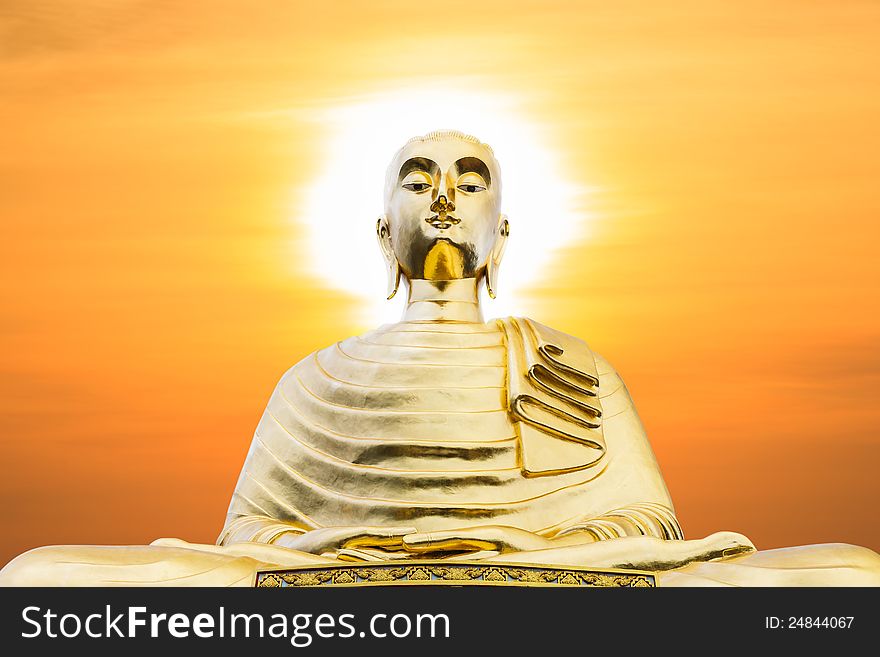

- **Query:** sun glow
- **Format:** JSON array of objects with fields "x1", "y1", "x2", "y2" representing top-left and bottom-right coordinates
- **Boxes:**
[{"x1": 296, "y1": 81, "x2": 590, "y2": 326}]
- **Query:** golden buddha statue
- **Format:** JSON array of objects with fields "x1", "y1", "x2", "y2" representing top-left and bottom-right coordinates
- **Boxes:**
[{"x1": 2, "y1": 130, "x2": 878, "y2": 587}]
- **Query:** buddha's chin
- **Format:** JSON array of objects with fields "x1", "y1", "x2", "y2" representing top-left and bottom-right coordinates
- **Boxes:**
[{"x1": 422, "y1": 238, "x2": 477, "y2": 280}]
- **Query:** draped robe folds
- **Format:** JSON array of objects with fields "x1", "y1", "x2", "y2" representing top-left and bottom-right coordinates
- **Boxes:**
[
  {"x1": 2, "y1": 317, "x2": 879, "y2": 586},
  {"x1": 219, "y1": 317, "x2": 682, "y2": 544}
]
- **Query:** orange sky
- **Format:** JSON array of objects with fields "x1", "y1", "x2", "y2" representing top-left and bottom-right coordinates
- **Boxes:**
[{"x1": 1, "y1": 1, "x2": 878, "y2": 566}]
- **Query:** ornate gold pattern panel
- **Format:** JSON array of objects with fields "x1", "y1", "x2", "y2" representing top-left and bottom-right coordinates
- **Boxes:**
[{"x1": 255, "y1": 561, "x2": 655, "y2": 588}]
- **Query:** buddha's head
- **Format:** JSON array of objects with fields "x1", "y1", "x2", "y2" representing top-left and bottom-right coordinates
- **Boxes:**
[{"x1": 377, "y1": 130, "x2": 510, "y2": 299}]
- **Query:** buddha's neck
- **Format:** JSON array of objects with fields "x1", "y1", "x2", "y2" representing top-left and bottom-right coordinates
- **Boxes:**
[{"x1": 402, "y1": 278, "x2": 484, "y2": 323}]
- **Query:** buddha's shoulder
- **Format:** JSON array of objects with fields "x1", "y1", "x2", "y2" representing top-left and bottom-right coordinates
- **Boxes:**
[
  {"x1": 270, "y1": 317, "x2": 622, "y2": 384},
  {"x1": 498, "y1": 315, "x2": 619, "y2": 376},
  {"x1": 270, "y1": 320, "x2": 502, "y2": 377}
]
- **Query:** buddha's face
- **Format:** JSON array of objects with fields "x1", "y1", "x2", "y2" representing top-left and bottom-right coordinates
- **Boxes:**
[{"x1": 381, "y1": 137, "x2": 504, "y2": 281}]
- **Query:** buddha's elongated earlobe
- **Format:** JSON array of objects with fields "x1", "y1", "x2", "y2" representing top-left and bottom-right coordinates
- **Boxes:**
[
  {"x1": 486, "y1": 215, "x2": 510, "y2": 299},
  {"x1": 376, "y1": 215, "x2": 401, "y2": 299}
]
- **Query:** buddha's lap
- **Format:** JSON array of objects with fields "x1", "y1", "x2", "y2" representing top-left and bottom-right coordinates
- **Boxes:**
[{"x1": 2, "y1": 540, "x2": 878, "y2": 587}]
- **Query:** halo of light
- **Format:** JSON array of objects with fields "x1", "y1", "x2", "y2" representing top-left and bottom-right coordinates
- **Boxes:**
[{"x1": 294, "y1": 81, "x2": 589, "y2": 325}]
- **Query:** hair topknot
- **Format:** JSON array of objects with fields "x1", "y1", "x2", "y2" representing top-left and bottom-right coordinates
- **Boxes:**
[{"x1": 403, "y1": 129, "x2": 495, "y2": 155}]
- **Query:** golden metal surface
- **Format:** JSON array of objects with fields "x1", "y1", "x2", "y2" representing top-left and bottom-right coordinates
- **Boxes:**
[
  {"x1": 2, "y1": 129, "x2": 879, "y2": 587},
  {"x1": 219, "y1": 312, "x2": 679, "y2": 539}
]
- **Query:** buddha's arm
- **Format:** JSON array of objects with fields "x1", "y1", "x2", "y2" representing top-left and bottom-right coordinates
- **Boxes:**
[
  {"x1": 217, "y1": 417, "x2": 314, "y2": 548},
  {"x1": 425, "y1": 353, "x2": 757, "y2": 566},
  {"x1": 217, "y1": 369, "x2": 421, "y2": 556},
  {"x1": 550, "y1": 502, "x2": 682, "y2": 542},
  {"x1": 484, "y1": 532, "x2": 755, "y2": 571},
  {"x1": 547, "y1": 351, "x2": 684, "y2": 542}
]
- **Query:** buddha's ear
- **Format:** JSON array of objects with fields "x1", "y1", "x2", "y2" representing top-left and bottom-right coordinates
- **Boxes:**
[
  {"x1": 376, "y1": 215, "x2": 401, "y2": 300},
  {"x1": 486, "y1": 214, "x2": 510, "y2": 299}
]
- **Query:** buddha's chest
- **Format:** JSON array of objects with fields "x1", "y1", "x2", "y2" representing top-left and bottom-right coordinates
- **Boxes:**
[
  {"x1": 254, "y1": 319, "x2": 610, "y2": 529},
  {"x1": 280, "y1": 321, "x2": 518, "y2": 470}
]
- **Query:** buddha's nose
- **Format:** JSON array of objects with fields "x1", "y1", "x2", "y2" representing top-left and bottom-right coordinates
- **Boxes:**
[{"x1": 430, "y1": 195, "x2": 455, "y2": 215}]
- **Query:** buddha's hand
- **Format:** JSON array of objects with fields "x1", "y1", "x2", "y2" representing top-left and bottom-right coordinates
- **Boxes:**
[
  {"x1": 402, "y1": 525, "x2": 555, "y2": 556},
  {"x1": 272, "y1": 526, "x2": 417, "y2": 557},
  {"x1": 484, "y1": 531, "x2": 756, "y2": 571}
]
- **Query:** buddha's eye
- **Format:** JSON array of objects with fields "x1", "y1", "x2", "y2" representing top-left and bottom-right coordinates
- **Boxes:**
[
  {"x1": 402, "y1": 182, "x2": 431, "y2": 193},
  {"x1": 456, "y1": 183, "x2": 486, "y2": 194}
]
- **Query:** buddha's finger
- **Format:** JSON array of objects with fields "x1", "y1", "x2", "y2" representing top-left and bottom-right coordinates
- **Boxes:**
[
  {"x1": 335, "y1": 548, "x2": 383, "y2": 562},
  {"x1": 342, "y1": 526, "x2": 419, "y2": 549},
  {"x1": 402, "y1": 531, "x2": 498, "y2": 553},
  {"x1": 446, "y1": 550, "x2": 502, "y2": 561}
]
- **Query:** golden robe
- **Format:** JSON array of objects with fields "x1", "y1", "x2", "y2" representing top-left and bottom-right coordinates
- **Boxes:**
[{"x1": 219, "y1": 317, "x2": 682, "y2": 546}]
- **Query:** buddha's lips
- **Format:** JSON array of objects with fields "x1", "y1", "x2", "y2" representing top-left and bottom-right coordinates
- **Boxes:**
[{"x1": 425, "y1": 214, "x2": 461, "y2": 230}]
